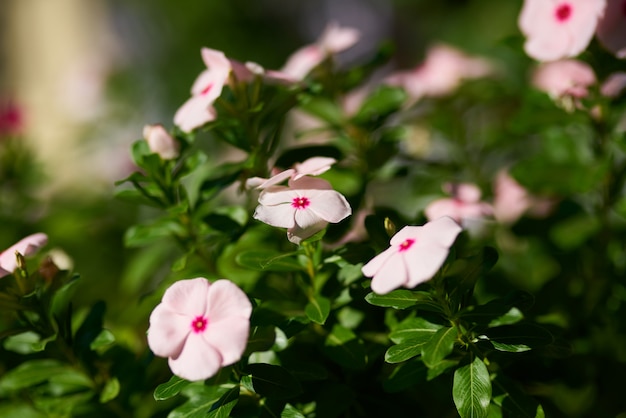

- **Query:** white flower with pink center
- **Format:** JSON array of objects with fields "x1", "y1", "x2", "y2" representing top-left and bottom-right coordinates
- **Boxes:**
[
  {"x1": 425, "y1": 183, "x2": 493, "y2": 225},
  {"x1": 0, "y1": 233, "x2": 48, "y2": 277},
  {"x1": 518, "y1": 0, "x2": 606, "y2": 61},
  {"x1": 596, "y1": 0, "x2": 626, "y2": 58},
  {"x1": 362, "y1": 217, "x2": 462, "y2": 294},
  {"x1": 147, "y1": 278, "x2": 252, "y2": 381},
  {"x1": 253, "y1": 176, "x2": 352, "y2": 244},
  {"x1": 174, "y1": 48, "x2": 231, "y2": 133}
]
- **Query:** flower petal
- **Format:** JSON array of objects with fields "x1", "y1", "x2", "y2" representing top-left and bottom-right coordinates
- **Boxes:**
[
  {"x1": 287, "y1": 221, "x2": 328, "y2": 244},
  {"x1": 206, "y1": 280, "x2": 252, "y2": 323},
  {"x1": 202, "y1": 317, "x2": 250, "y2": 366},
  {"x1": 161, "y1": 278, "x2": 210, "y2": 317},
  {"x1": 147, "y1": 304, "x2": 191, "y2": 358},
  {"x1": 293, "y1": 157, "x2": 336, "y2": 179},
  {"x1": 253, "y1": 202, "x2": 296, "y2": 228},
  {"x1": 420, "y1": 216, "x2": 463, "y2": 248},
  {"x1": 404, "y1": 243, "x2": 450, "y2": 288},
  {"x1": 362, "y1": 246, "x2": 396, "y2": 278},
  {"x1": 370, "y1": 252, "x2": 409, "y2": 294},
  {"x1": 0, "y1": 233, "x2": 48, "y2": 274},
  {"x1": 173, "y1": 96, "x2": 217, "y2": 133},
  {"x1": 168, "y1": 333, "x2": 223, "y2": 381},
  {"x1": 306, "y1": 190, "x2": 352, "y2": 223}
]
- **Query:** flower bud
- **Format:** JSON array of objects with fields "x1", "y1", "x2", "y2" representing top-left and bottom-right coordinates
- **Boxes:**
[{"x1": 143, "y1": 124, "x2": 180, "y2": 160}]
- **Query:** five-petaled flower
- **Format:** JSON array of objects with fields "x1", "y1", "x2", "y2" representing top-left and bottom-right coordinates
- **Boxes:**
[
  {"x1": 147, "y1": 278, "x2": 252, "y2": 381},
  {"x1": 253, "y1": 176, "x2": 352, "y2": 244},
  {"x1": 0, "y1": 233, "x2": 48, "y2": 277},
  {"x1": 518, "y1": 0, "x2": 606, "y2": 61},
  {"x1": 362, "y1": 217, "x2": 462, "y2": 294}
]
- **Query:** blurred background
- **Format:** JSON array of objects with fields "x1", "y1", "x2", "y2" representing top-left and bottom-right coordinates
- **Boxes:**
[{"x1": 0, "y1": 0, "x2": 523, "y2": 314}]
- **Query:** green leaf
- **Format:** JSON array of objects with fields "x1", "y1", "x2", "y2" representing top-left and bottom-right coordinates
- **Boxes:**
[
  {"x1": 353, "y1": 85, "x2": 407, "y2": 127},
  {"x1": 154, "y1": 375, "x2": 190, "y2": 401},
  {"x1": 324, "y1": 324, "x2": 368, "y2": 370},
  {"x1": 305, "y1": 295, "x2": 331, "y2": 325},
  {"x1": 385, "y1": 337, "x2": 431, "y2": 363},
  {"x1": 365, "y1": 290, "x2": 442, "y2": 311},
  {"x1": 0, "y1": 360, "x2": 68, "y2": 392},
  {"x1": 124, "y1": 218, "x2": 187, "y2": 248},
  {"x1": 90, "y1": 329, "x2": 115, "y2": 351},
  {"x1": 383, "y1": 359, "x2": 428, "y2": 393},
  {"x1": 486, "y1": 323, "x2": 554, "y2": 351},
  {"x1": 492, "y1": 374, "x2": 544, "y2": 418},
  {"x1": 246, "y1": 363, "x2": 302, "y2": 400},
  {"x1": 426, "y1": 359, "x2": 460, "y2": 381},
  {"x1": 389, "y1": 317, "x2": 443, "y2": 344},
  {"x1": 245, "y1": 326, "x2": 277, "y2": 354},
  {"x1": 99, "y1": 377, "x2": 120, "y2": 403},
  {"x1": 421, "y1": 326, "x2": 458, "y2": 368},
  {"x1": 169, "y1": 385, "x2": 237, "y2": 418},
  {"x1": 281, "y1": 403, "x2": 306, "y2": 418},
  {"x1": 206, "y1": 386, "x2": 240, "y2": 418},
  {"x1": 235, "y1": 250, "x2": 303, "y2": 272},
  {"x1": 3, "y1": 331, "x2": 56, "y2": 354},
  {"x1": 453, "y1": 357, "x2": 492, "y2": 418},
  {"x1": 298, "y1": 97, "x2": 344, "y2": 126}
]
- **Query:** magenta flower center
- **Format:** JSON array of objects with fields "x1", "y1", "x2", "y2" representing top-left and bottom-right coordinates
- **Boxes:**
[
  {"x1": 398, "y1": 238, "x2": 415, "y2": 252},
  {"x1": 292, "y1": 196, "x2": 310, "y2": 209},
  {"x1": 201, "y1": 83, "x2": 214, "y2": 96},
  {"x1": 555, "y1": 3, "x2": 572, "y2": 22},
  {"x1": 191, "y1": 315, "x2": 208, "y2": 333}
]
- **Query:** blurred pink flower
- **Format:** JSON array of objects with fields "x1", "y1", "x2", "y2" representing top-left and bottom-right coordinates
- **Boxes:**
[
  {"x1": 384, "y1": 44, "x2": 493, "y2": 100},
  {"x1": 362, "y1": 217, "x2": 462, "y2": 294},
  {"x1": 246, "y1": 157, "x2": 336, "y2": 189},
  {"x1": 518, "y1": 0, "x2": 606, "y2": 61},
  {"x1": 532, "y1": 59, "x2": 596, "y2": 99},
  {"x1": 596, "y1": 0, "x2": 626, "y2": 58},
  {"x1": 601, "y1": 72, "x2": 626, "y2": 97},
  {"x1": 174, "y1": 48, "x2": 231, "y2": 133},
  {"x1": 147, "y1": 278, "x2": 252, "y2": 381},
  {"x1": 143, "y1": 124, "x2": 180, "y2": 160},
  {"x1": 253, "y1": 176, "x2": 351, "y2": 244},
  {"x1": 281, "y1": 22, "x2": 360, "y2": 80},
  {"x1": 0, "y1": 100, "x2": 24, "y2": 137},
  {"x1": 425, "y1": 183, "x2": 493, "y2": 225},
  {"x1": 0, "y1": 233, "x2": 48, "y2": 277},
  {"x1": 493, "y1": 171, "x2": 532, "y2": 224}
]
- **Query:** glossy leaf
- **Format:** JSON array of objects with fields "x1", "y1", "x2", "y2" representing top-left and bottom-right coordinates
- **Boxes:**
[
  {"x1": 385, "y1": 337, "x2": 431, "y2": 363},
  {"x1": 235, "y1": 249, "x2": 303, "y2": 272},
  {"x1": 389, "y1": 316, "x2": 443, "y2": 344},
  {"x1": 365, "y1": 290, "x2": 442, "y2": 311},
  {"x1": 154, "y1": 375, "x2": 190, "y2": 401},
  {"x1": 421, "y1": 326, "x2": 458, "y2": 368},
  {"x1": 453, "y1": 357, "x2": 492, "y2": 418},
  {"x1": 305, "y1": 295, "x2": 330, "y2": 324}
]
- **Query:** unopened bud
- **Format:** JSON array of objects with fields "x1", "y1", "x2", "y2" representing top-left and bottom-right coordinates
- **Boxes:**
[
  {"x1": 143, "y1": 124, "x2": 180, "y2": 160},
  {"x1": 384, "y1": 217, "x2": 396, "y2": 237}
]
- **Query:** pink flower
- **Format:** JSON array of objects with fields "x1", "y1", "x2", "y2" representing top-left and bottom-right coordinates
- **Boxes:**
[
  {"x1": 518, "y1": 0, "x2": 606, "y2": 61},
  {"x1": 425, "y1": 183, "x2": 493, "y2": 225},
  {"x1": 493, "y1": 171, "x2": 532, "y2": 224},
  {"x1": 384, "y1": 44, "x2": 493, "y2": 100},
  {"x1": 0, "y1": 233, "x2": 48, "y2": 277},
  {"x1": 362, "y1": 217, "x2": 462, "y2": 294},
  {"x1": 246, "y1": 157, "x2": 336, "y2": 189},
  {"x1": 281, "y1": 22, "x2": 360, "y2": 80},
  {"x1": 601, "y1": 72, "x2": 626, "y2": 98},
  {"x1": 147, "y1": 278, "x2": 252, "y2": 381},
  {"x1": 596, "y1": 0, "x2": 626, "y2": 58},
  {"x1": 532, "y1": 59, "x2": 596, "y2": 99},
  {"x1": 253, "y1": 176, "x2": 352, "y2": 244},
  {"x1": 174, "y1": 48, "x2": 231, "y2": 133},
  {"x1": 143, "y1": 124, "x2": 180, "y2": 160}
]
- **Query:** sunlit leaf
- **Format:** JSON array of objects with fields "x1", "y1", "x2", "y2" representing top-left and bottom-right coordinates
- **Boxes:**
[{"x1": 453, "y1": 357, "x2": 491, "y2": 418}]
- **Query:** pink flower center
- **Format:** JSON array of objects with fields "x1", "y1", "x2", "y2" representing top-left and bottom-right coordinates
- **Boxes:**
[
  {"x1": 201, "y1": 83, "x2": 214, "y2": 96},
  {"x1": 398, "y1": 238, "x2": 415, "y2": 252},
  {"x1": 191, "y1": 315, "x2": 208, "y2": 333},
  {"x1": 555, "y1": 3, "x2": 572, "y2": 22},
  {"x1": 291, "y1": 196, "x2": 310, "y2": 209}
]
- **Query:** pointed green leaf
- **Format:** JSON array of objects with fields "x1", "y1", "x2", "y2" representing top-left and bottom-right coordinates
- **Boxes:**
[
  {"x1": 305, "y1": 295, "x2": 331, "y2": 324},
  {"x1": 235, "y1": 250, "x2": 304, "y2": 272},
  {"x1": 0, "y1": 360, "x2": 69, "y2": 392},
  {"x1": 281, "y1": 403, "x2": 306, "y2": 418},
  {"x1": 426, "y1": 358, "x2": 460, "y2": 381},
  {"x1": 453, "y1": 357, "x2": 492, "y2": 418},
  {"x1": 324, "y1": 324, "x2": 368, "y2": 370},
  {"x1": 154, "y1": 375, "x2": 190, "y2": 401},
  {"x1": 246, "y1": 363, "x2": 302, "y2": 400},
  {"x1": 421, "y1": 326, "x2": 458, "y2": 368},
  {"x1": 99, "y1": 377, "x2": 120, "y2": 403},
  {"x1": 365, "y1": 290, "x2": 442, "y2": 311},
  {"x1": 385, "y1": 337, "x2": 430, "y2": 363},
  {"x1": 390, "y1": 317, "x2": 443, "y2": 344}
]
